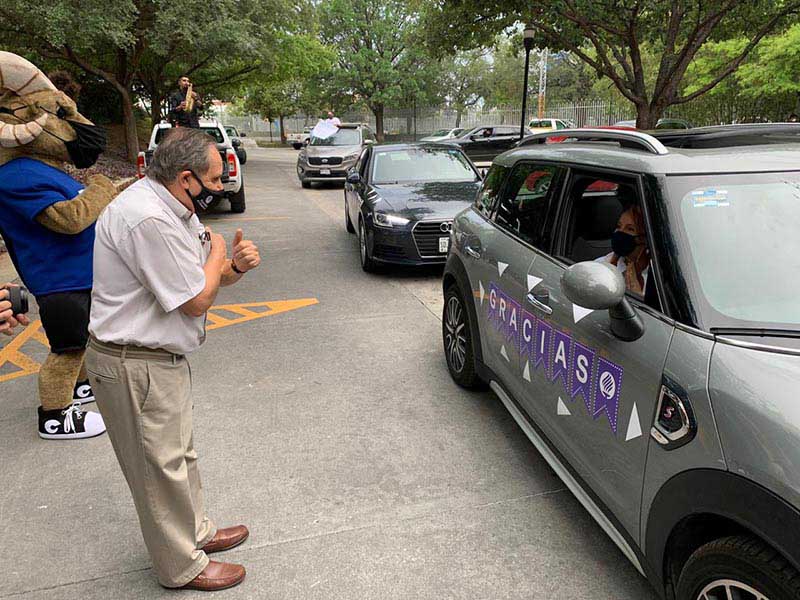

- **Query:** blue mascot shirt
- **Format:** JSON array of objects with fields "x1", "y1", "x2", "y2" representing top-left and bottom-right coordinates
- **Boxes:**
[{"x1": 0, "y1": 157, "x2": 94, "y2": 297}]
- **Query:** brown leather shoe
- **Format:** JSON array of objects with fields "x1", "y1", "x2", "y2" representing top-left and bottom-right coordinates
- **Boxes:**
[
  {"x1": 202, "y1": 525, "x2": 250, "y2": 554},
  {"x1": 181, "y1": 561, "x2": 245, "y2": 591}
]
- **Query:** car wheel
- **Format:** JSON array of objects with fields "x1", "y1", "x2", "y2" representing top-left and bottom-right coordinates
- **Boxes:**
[
  {"x1": 676, "y1": 535, "x2": 800, "y2": 600},
  {"x1": 229, "y1": 182, "x2": 246, "y2": 213},
  {"x1": 293, "y1": 143, "x2": 302, "y2": 150},
  {"x1": 443, "y1": 284, "x2": 482, "y2": 389},
  {"x1": 345, "y1": 194, "x2": 355, "y2": 233},
  {"x1": 358, "y1": 218, "x2": 377, "y2": 273},
  {"x1": 301, "y1": 179, "x2": 311, "y2": 189}
]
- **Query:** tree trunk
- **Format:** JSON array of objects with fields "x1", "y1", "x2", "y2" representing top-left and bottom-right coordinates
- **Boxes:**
[
  {"x1": 455, "y1": 110, "x2": 462, "y2": 128},
  {"x1": 373, "y1": 104, "x2": 385, "y2": 142},
  {"x1": 120, "y1": 88, "x2": 139, "y2": 162},
  {"x1": 635, "y1": 104, "x2": 660, "y2": 130},
  {"x1": 279, "y1": 115, "x2": 286, "y2": 142},
  {"x1": 150, "y1": 94, "x2": 163, "y2": 128}
]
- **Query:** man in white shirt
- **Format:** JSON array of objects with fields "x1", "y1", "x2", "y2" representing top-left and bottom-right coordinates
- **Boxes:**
[{"x1": 86, "y1": 128, "x2": 260, "y2": 591}]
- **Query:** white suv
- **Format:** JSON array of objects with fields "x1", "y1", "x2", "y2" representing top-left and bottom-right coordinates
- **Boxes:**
[{"x1": 137, "y1": 120, "x2": 246, "y2": 213}]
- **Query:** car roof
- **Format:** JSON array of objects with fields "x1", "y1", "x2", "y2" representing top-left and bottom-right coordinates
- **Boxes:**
[
  {"x1": 502, "y1": 125, "x2": 800, "y2": 175},
  {"x1": 370, "y1": 142, "x2": 464, "y2": 151}
]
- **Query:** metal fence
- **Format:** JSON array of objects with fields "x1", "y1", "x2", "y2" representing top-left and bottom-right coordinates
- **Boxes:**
[{"x1": 221, "y1": 101, "x2": 636, "y2": 140}]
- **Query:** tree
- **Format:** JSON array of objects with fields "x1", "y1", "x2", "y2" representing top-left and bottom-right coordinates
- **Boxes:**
[
  {"x1": 422, "y1": 0, "x2": 800, "y2": 128},
  {"x1": 1, "y1": 0, "x2": 296, "y2": 160},
  {"x1": 438, "y1": 50, "x2": 491, "y2": 126},
  {"x1": 318, "y1": 0, "x2": 435, "y2": 141}
]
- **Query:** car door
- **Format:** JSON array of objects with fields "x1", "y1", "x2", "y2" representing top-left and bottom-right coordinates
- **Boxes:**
[
  {"x1": 523, "y1": 168, "x2": 674, "y2": 541},
  {"x1": 463, "y1": 127, "x2": 495, "y2": 163},
  {"x1": 472, "y1": 161, "x2": 566, "y2": 399},
  {"x1": 345, "y1": 146, "x2": 371, "y2": 227}
]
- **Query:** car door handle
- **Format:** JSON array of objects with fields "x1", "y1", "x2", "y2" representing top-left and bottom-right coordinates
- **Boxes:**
[
  {"x1": 526, "y1": 291, "x2": 553, "y2": 315},
  {"x1": 464, "y1": 245, "x2": 481, "y2": 259}
]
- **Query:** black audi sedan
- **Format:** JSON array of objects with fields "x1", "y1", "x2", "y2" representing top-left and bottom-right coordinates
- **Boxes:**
[{"x1": 344, "y1": 143, "x2": 482, "y2": 272}]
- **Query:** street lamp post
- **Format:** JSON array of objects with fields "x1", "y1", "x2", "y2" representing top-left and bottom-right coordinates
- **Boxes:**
[{"x1": 520, "y1": 27, "x2": 535, "y2": 140}]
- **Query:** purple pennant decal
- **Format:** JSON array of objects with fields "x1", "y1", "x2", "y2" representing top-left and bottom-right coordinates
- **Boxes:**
[
  {"x1": 487, "y1": 283, "x2": 499, "y2": 327},
  {"x1": 520, "y1": 310, "x2": 536, "y2": 363},
  {"x1": 593, "y1": 357, "x2": 624, "y2": 435},
  {"x1": 551, "y1": 329, "x2": 572, "y2": 393},
  {"x1": 506, "y1": 298, "x2": 521, "y2": 351},
  {"x1": 533, "y1": 318, "x2": 552, "y2": 376},
  {"x1": 570, "y1": 342, "x2": 596, "y2": 413}
]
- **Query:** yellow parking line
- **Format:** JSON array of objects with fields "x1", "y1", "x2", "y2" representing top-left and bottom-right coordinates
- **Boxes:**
[{"x1": 0, "y1": 298, "x2": 319, "y2": 384}]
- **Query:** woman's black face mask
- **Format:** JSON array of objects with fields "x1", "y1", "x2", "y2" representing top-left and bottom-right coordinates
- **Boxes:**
[
  {"x1": 611, "y1": 230, "x2": 639, "y2": 257},
  {"x1": 0, "y1": 105, "x2": 106, "y2": 169}
]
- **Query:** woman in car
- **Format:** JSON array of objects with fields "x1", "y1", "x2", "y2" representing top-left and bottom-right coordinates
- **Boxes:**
[{"x1": 596, "y1": 187, "x2": 650, "y2": 296}]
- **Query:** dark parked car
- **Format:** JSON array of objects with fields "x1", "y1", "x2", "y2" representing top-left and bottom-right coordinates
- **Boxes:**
[
  {"x1": 344, "y1": 143, "x2": 482, "y2": 272},
  {"x1": 443, "y1": 125, "x2": 800, "y2": 600},
  {"x1": 446, "y1": 125, "x2": 533, "y2": 167},
  {"x1": 224, "y1": 125, "x2": 248, "y2": 165},
  {"x1": 614, "y1": 118, "x2": 693, "y2": 130}
]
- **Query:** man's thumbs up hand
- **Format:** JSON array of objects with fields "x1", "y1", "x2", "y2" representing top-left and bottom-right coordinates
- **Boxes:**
[{"x1": 231, "y1": 228, "x2": 261, "y2": 274}]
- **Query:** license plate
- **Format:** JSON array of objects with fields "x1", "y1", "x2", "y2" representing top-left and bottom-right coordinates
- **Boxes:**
[
  {"x1": 439, "y1": 237, "x2": 449, "y2": 253},
  {"x1": 320, "y1": 168, "x2": 331, "y2": 175}
]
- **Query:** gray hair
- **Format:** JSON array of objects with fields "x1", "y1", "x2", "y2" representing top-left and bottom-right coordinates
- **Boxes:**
[{"x1": 147, "y1": 127, "x2": 216, "y2": 185}]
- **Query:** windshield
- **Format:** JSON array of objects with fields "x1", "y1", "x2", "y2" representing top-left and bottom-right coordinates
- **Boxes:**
[
  {"x1": 669, "y1": 172, "x2": 800, "y2": 328},
  {"x1": 155, "y1": 126, "x2": 223, "y2": 145},
  {"x1": 429, "y1": 129, "x2": 450, "y2": 137},
  {"x1": 371, "y1": 147, "x2": 477, "y2": 184},
  {"x1": 310, "y1": 128, "x2": 361, "y2": 146}
]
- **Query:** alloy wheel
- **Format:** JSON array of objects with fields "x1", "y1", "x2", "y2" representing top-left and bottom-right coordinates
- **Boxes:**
[
  {"x1": 697, "y1": 579, "x2": 769, "y2": 600},
  {"x1": 444, "y1": 295, "x2": 467, "y2": 373}
]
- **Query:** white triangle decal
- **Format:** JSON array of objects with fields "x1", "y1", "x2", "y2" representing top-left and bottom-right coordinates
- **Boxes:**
[
  {"x1": 498, "y1": 261, "x2": 509, "y2": 277},
  {"x1": 479, "y1": 281, "x2": 485, "y2": 305},
  {"x1": 573, "y1": 304, "x2": 594, "y2": 324},
  {"x1": 557, "y1": 397, "x2": 571, "y2": 416},
  {"x1": 625, "y1": 402, "x2": 643, "y2": 441},
  {"x1": 500, "y1": 345, "x2": 509, "y2": 362},
  {"x1": 527, "y1": 274, "x2": 543, "y2": 292},
  {"x1": 522, "y1": 360, "x2": 531, "y2": 381}
]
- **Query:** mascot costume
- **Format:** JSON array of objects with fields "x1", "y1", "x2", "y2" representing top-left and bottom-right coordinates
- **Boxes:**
[{"x1": 0, "y1": 51, "x2": 117, "y2": 440}]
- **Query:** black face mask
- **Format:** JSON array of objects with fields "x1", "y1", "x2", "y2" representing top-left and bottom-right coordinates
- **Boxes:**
[
  {"x1": 611, "y1": 230, "x2": 639, "y2": 257},
  {"x1": 186, "y1": 171, "x2": 224, "y2": 212},
  {"x1": 63, "y1": 120, "x2": 107, "y2": 169}
]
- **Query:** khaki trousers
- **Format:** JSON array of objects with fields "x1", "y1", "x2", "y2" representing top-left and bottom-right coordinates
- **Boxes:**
[{"x1": 85, "y1": 339, "x2": 216, "y2": 587}]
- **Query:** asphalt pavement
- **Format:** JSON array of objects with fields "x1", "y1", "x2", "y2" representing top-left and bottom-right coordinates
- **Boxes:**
[{"x1": 0, "y1": 147, "x2": 658, "y2": 599}]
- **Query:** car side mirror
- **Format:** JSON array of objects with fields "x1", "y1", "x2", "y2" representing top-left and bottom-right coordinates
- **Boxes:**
[
  {"x1": 231, "y1": 139, "x2": 241, "y2": 147},
  {"x1": 347, "y1": 172, "x2": 362, "y2": 185},
  {"x1": 364, "y1": 139, "x2": 375, "y2": 145},
  {"x1": 303, "y1": 138, "x2": 310, "y2": 146},
  {"x1": 560, "y1": 261, "x2": 645, "y2": 341},
  {"x1": 240, "y1": 132, "x2": 247, "y2": 137}
]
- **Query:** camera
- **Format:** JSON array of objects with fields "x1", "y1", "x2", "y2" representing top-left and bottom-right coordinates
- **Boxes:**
[{"x1": 0, "y1": 285, "x2": 28, "y2": 322}]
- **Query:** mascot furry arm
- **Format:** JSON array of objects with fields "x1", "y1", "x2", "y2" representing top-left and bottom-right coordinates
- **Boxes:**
[{"x1": 0, "y1": 52, "x2": 116, "y2": 231}]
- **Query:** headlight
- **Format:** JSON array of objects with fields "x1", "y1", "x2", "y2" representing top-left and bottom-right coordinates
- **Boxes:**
[
  {"x1": 373, "y1": 211, "x2": 410, "y2": 228},
  {"x1": 344, "y1": 152, "x2": 360, "y2": 161}
]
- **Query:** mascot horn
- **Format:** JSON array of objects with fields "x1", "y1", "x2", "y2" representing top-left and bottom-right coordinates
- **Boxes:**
[{"x1": 0, "y1": 51, "x2": 117, "y2": 440}]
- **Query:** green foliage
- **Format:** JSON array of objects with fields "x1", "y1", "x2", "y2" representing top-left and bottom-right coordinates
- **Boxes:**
[{"x1": 421, "y1": 0, "x2": 800, "y2": 127}]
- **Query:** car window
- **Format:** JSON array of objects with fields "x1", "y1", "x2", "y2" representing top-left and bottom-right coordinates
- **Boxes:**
[
  {"x1": 493, "y1": 163, "x2": 563, "y2": 248},
  {"x1": 556, "y1": 120, "x2": 568, "y2": 130},
  {"x1": 495, "y1": 126, "x2": 517, "y2": 136},
  {"x1": 529, "y1": 120, "x2": 544, "y2": 128},
  {"x1": 474, "y1": 164, "x2": 508, "y2": 217},
  {"x1": 559, "y1": 172, "x2": 660, "y2": 308},
  {"x1": 371, "y1": 147, "x2": 477, "y2": 184}
]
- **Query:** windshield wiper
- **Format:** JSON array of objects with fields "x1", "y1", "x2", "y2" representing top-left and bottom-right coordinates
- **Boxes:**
[{"x1": 710, "y1": 327, "x2": 800, "y2": 338}]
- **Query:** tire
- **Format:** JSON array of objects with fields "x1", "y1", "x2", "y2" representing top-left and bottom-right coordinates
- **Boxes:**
[
  {"x1": 238, "y1": 150, "x2": 247, "y2": 165},
  {"x1": 676, "y1": 535, "x2": 800, "y2": 600},
  {"x1": 345, "y1": 194, "x2": 355, "y2": 233},
  {"x1": 229, "y1": 182, "x2": 246, "y2": 213},
  {"x1": 358, "y1": 218, "x2": 377, "y2": 273},
  {"x1": 443, "y1": 283, "x2": 482, "y2": 388},
  {"x1": 301, "y1": 179, "x2": 311, "y2": 189},
  {"x1": 292, "y1": 143, "x2": 302, "y2": 150}
]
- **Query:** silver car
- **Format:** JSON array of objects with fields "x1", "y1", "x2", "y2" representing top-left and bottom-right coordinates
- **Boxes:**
[
  {"x1": 297, "y1": 123, "x2": 377, "y2": 188},
  {"x1": 443, "y1": 125, "x2": 800, "y2": 600}
]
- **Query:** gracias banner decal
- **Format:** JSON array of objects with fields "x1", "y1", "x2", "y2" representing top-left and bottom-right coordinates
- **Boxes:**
[{"x1": 485, "y1": 282, "x2": 624, "y2": 436}]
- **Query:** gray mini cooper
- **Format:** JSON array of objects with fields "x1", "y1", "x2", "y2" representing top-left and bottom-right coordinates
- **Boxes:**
[{"x1": 442, "y1": 125, "x2": 800, "y2": 600}]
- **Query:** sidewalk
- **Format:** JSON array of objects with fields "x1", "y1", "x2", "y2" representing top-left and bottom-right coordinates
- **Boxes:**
[{"x1": 0, "y1": 251, "x2": 18, "y2": 284}]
